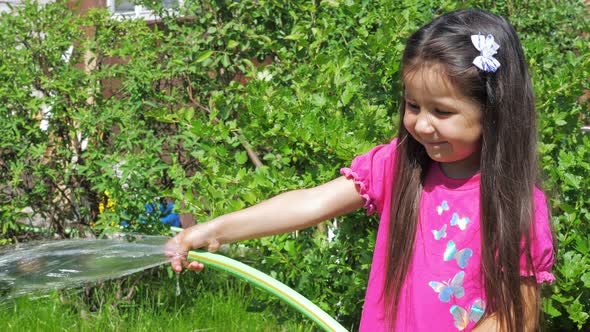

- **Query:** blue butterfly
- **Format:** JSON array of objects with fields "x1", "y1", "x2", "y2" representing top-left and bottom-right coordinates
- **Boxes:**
[
  {"x1": 444, "y1": 240, "x2": 473, "y2": 269},
  {"x1": 450, "y1": 299, "x2": 486, "y2": 331},
  {"x1": 432, "y1": 224, "x2": 447, "y2": 240},
  {"x1": 450, "y1": 213, "x2": 470, "y2": 231},
  {"x1": 428, "y1": 271, "x2": 465, "y2": 303},
  {"x1": 437, "y1": 201, "x2": 449, "y2": 215}
]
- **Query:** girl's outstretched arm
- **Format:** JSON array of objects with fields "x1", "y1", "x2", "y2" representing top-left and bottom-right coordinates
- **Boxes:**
[
  {"x1": 165, "y1": 176, "x2": 364, "y2": 272},
  {"x1": 472, "y1": 278, "x2": 540, "y2": 332}
]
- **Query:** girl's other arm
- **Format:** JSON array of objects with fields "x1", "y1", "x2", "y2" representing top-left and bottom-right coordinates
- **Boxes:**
[
  {"x1": 165, "y1": 176, "x2": 364, "y2": 272},
  {"x1": 472, "y1": 278, "x2": 540, "y2": 332}
]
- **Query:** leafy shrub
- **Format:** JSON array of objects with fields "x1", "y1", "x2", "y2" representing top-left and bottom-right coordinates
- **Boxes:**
[
  {"x1": 511, "y1": 1, "x2": 590, "y2": 329},
  {"x1": 0, "y1": 0, "x2": 588, "y2": 330}
]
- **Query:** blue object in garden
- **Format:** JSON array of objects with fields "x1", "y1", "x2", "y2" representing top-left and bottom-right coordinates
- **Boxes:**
[{"x1": 145, "y1": 201, "x2": 181, "y2": 228}]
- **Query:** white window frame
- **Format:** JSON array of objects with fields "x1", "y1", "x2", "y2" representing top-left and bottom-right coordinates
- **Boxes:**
[{"x1": 106, "y1": 0, "x2": 184, "y2": 21}]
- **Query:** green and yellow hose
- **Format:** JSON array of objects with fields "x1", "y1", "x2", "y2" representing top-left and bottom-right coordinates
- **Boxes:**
[{"x1": 170, "y1": 226, "x2": 348, "y2": 332}]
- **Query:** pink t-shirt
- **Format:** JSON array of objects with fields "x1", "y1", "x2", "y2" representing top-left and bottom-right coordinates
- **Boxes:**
[{"x1": 340, "y1": 139, "x2": 555, "y2": 332}]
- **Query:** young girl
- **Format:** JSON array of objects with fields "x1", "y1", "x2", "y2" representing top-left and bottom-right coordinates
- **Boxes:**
[{"x1": 166, "y1": 8, "x2": 554, "y2": 332}]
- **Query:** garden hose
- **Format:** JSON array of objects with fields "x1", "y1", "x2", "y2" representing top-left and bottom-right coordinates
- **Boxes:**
[{"x1": 170, "y1": 226, "x2": 348, "y2": 332}]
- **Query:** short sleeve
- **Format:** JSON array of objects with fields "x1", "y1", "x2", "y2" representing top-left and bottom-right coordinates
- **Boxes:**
[
  {"x1": 340, "y1": 139, "x2": 397, "y2": 216},
  {"x1": 520, "y1": 189, "x2": 555, "y2": 284}
]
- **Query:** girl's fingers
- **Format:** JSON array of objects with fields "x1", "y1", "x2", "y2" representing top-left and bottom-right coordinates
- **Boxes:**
[
  {"x1": 171, "y1": 258, "x2": 184, "y2": 273},
  {"x1": 186, "y1": 261, "x2": 205, "y2": 272},
  {"x1": 165, "y1": 235, "x2": 189, "y2": 272},
  {"x1": 164, "y1": 226, "x2": 209, "y2": 272}
]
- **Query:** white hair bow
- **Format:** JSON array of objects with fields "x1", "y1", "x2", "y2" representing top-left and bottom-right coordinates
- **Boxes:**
[{"x1": 471, "y1": 33, "x2": 501, "y2": 72}]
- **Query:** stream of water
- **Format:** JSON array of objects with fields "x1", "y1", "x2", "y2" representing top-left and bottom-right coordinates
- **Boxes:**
[{"x1": 0, "y1": 234, "x2": 170, "y2": 300}]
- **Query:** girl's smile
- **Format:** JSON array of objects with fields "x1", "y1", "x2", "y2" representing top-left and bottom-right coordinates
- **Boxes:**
[{"x1": 402, "y1": 64, "x2": 483, "y2": 179}]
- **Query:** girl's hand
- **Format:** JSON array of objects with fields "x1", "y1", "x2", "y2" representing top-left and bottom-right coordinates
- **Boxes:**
[{"x1": 164, "y1": 222, "x2": 220, "y2": 273}]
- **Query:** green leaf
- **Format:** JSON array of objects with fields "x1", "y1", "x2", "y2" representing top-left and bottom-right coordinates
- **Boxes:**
[
  {"x1": 311, "y1": 93, "x2": 326, "y2": 107},
  {"x1": 544, "y1": 299, "x2": 562, "y2": 318},
  {"x1": 552, "y1": 293, "x2": 574, "y2": 304},
  {"x1": 341, "y1": 86, "x2": 355, "y2": 106},
  {"x1": 242, "y1": 191, "x2": 257, "y2": 205},
  {"x1": 566, "y1": 296, "x2": 589, "y2": 329},
  {"x1": 222, "y1": 54, "x2": 230, "y2": 68},
  {"x1": 196, "y1": 50, "x2": 214, "y2": 63},
  {"x1": 235, "y1": 151, "x2": 248, "y2": 165},
  {"x1": 284, "y1": 240, "x2": 295, "y2": 255},
  {"x1": 562, "y1": 173, "x2": 581, "y2": 189}
]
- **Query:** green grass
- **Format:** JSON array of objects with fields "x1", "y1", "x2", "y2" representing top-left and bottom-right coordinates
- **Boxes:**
[{"x1": 0, "y1": 267, "x2": 318, "y2": 332}]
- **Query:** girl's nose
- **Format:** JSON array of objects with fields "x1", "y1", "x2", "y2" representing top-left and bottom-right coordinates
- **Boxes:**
[{"x1": 414, "y1": 112, "x2": 435, "y2": 135}]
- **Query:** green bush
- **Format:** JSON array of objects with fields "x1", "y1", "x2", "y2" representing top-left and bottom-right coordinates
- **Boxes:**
[{"x1": 0, "y1": 0, "x2": 588, "y2": 330}]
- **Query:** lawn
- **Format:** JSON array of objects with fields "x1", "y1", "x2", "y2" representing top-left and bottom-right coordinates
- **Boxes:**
[{"x1": 0, "y1": 267, "x2": 317, "y2": 332}]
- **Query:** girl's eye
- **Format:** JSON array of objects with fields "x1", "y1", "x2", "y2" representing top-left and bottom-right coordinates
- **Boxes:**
[
  {"x1": 406, "y1": 102, "x2": 419, "y2": 111},
  {"x1": 435, "y1": 109, "x2": 452, "y2": 116}
]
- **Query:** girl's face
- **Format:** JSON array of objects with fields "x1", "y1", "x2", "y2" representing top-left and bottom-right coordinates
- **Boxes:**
[{"x1": 403, "y1": 64, "x2": 483, "y2": 179}]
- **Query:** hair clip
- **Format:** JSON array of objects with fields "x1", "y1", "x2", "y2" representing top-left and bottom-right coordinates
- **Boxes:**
[{"x1": 471, "y1": 33, "x2": 500, "y2": 72}]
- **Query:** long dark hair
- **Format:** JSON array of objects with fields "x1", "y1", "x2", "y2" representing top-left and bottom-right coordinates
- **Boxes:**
[{"x1": 385, "y1": 9, "x2": 540, "y2": 331}]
